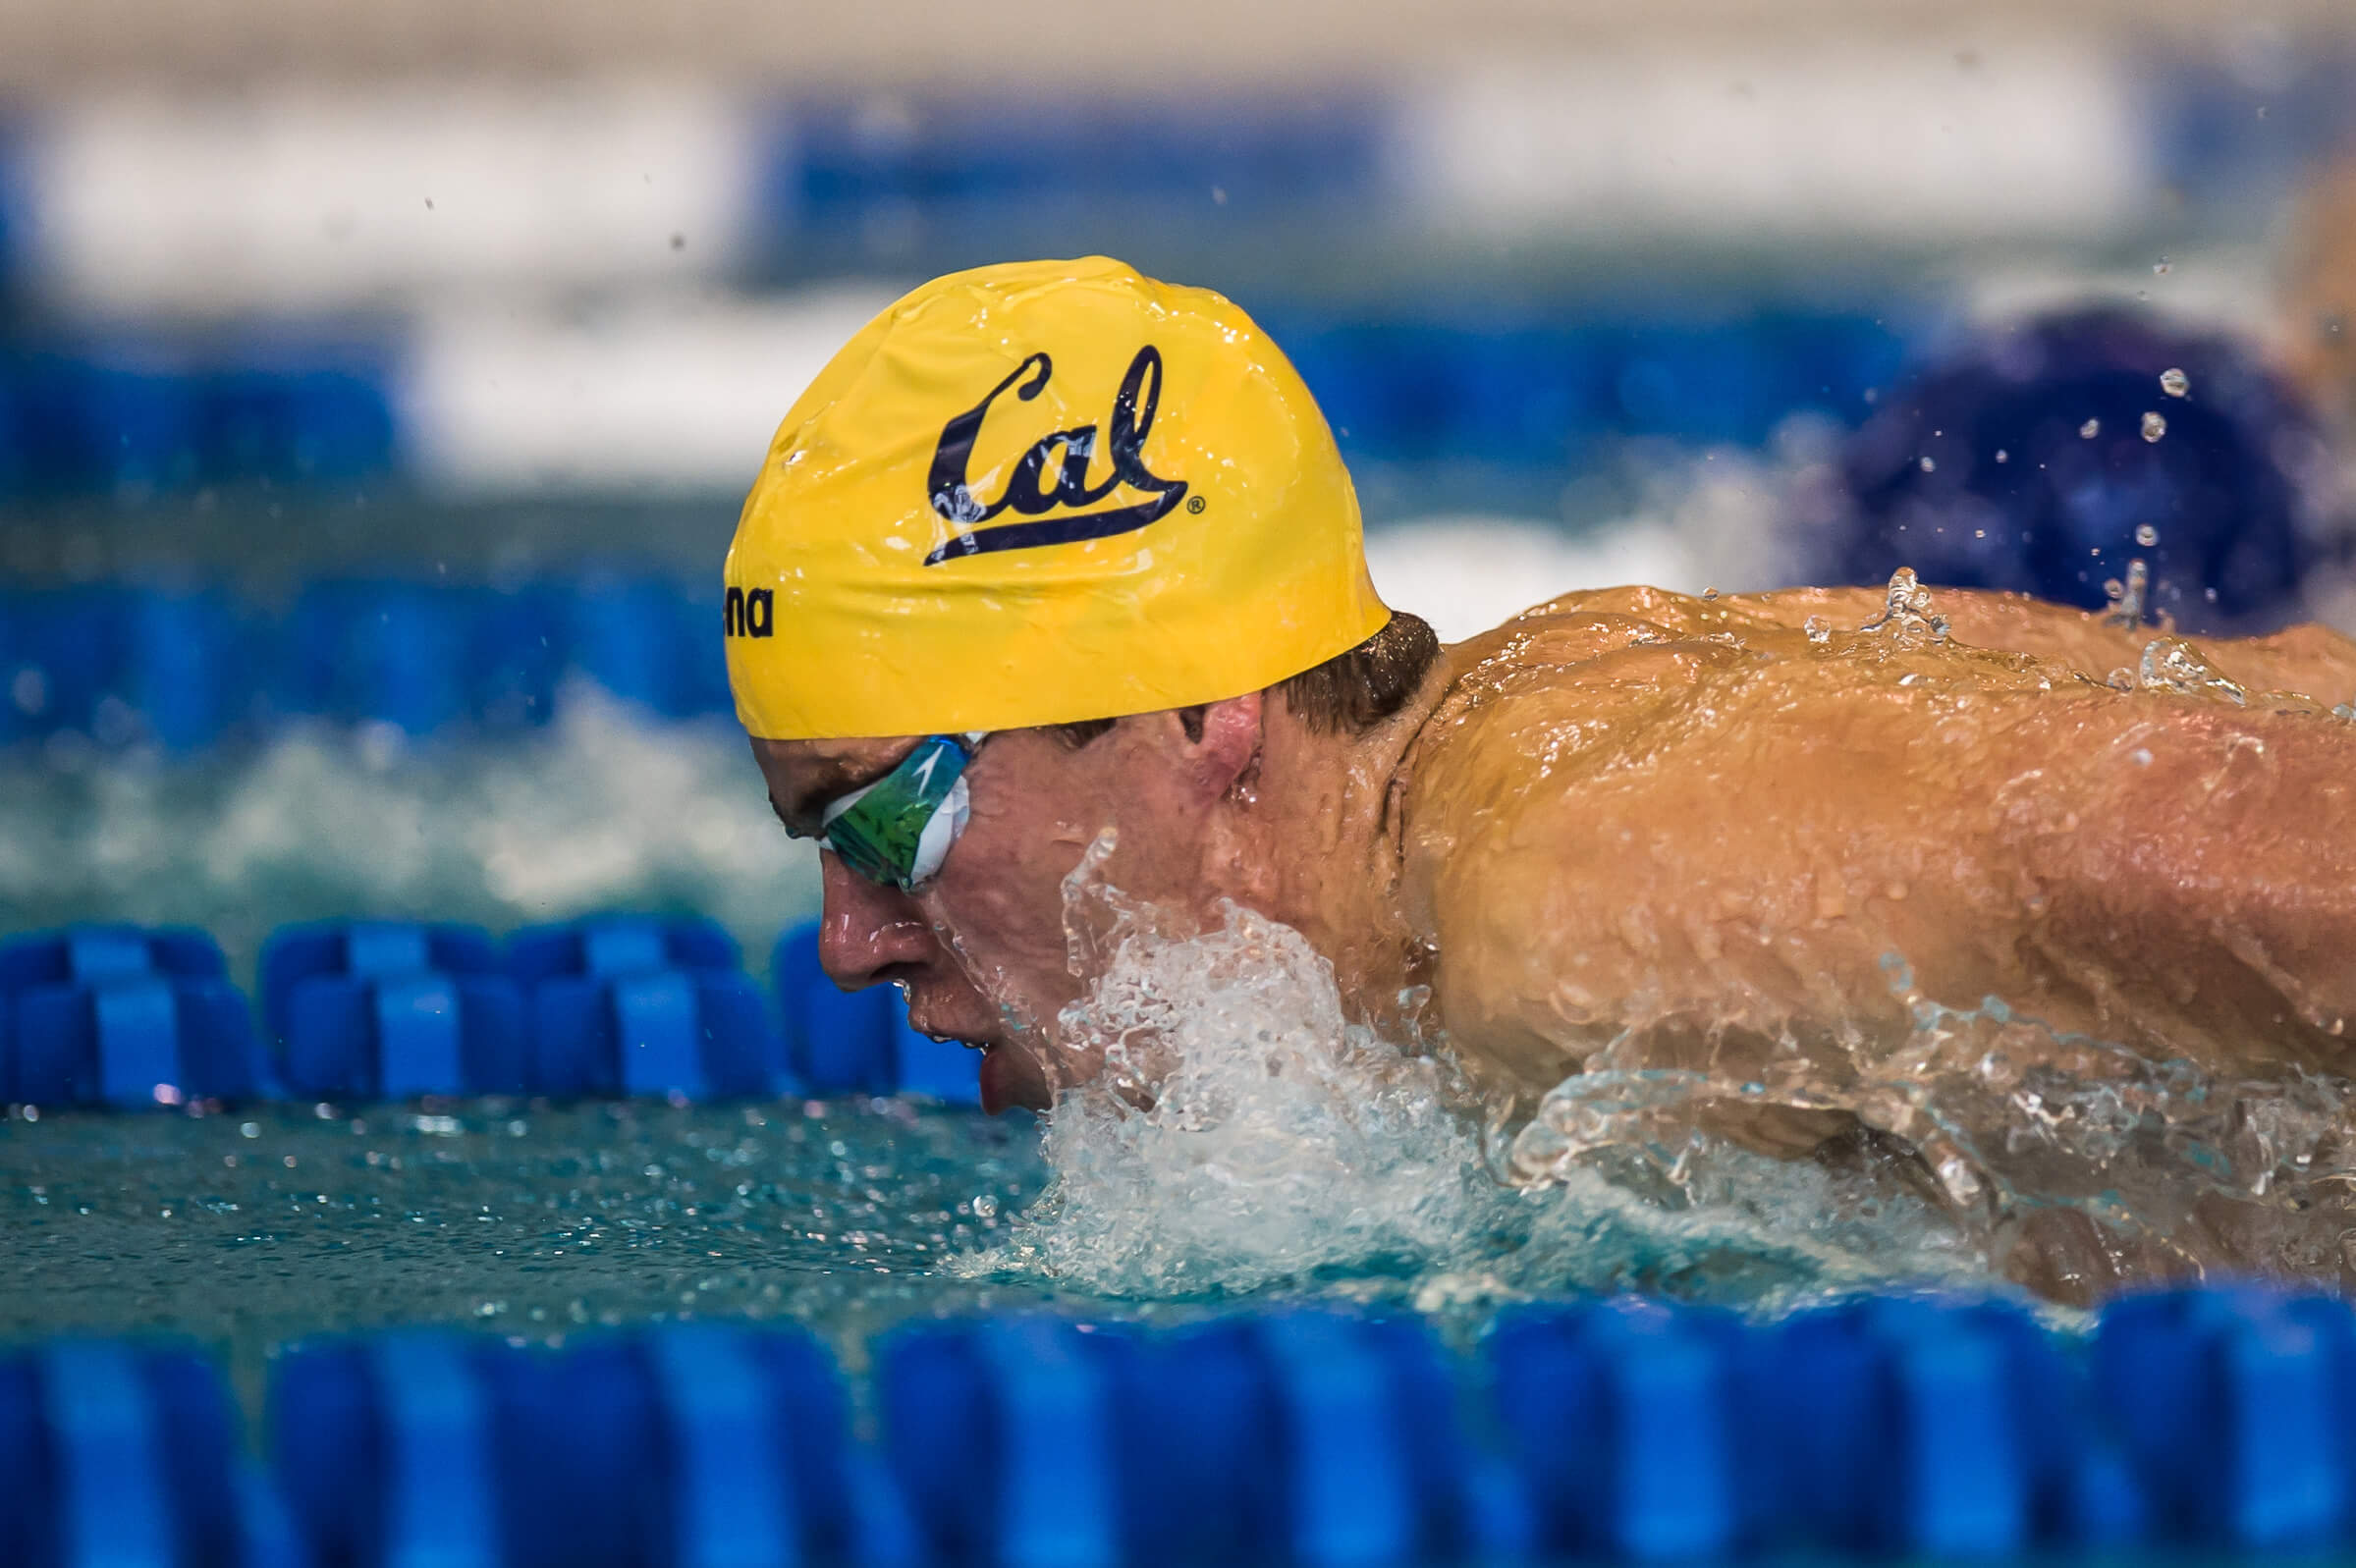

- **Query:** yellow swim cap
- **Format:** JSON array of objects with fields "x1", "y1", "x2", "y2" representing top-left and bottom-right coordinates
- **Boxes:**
[{"x1": 722, "y1": 256, "x2": 1391, "y2": 740}]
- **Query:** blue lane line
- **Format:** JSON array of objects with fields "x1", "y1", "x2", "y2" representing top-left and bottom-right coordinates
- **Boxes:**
[
  {"x1": 19, "y1": 1288, "x2": 2356, "y2": 1565},
  {"x1": 0, "y1": 307, "x2": 1910, "y2": 506},
  {"x1": 0, "y1": 341, "x2": 401, "y2": 502}
]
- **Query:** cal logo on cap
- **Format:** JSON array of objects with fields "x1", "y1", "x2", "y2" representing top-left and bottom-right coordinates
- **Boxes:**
[{"x1": 925, "y1": 345, "x2": 1186, "y2": 564}]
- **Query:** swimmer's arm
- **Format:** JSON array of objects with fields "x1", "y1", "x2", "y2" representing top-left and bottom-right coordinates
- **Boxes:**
[{"x1": 1976, "y1": 695, "x2": 2356, "y2": 1044}]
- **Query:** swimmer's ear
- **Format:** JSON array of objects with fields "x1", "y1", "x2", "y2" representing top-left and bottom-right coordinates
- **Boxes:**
[{"x1": 1182, "y1": 692, "x2": 1262, "y2": 802}]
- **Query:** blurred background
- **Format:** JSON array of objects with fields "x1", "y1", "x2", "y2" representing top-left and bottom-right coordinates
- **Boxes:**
[{"x1": 4, "y1": 0, "x2": 2355, "y2": 976}]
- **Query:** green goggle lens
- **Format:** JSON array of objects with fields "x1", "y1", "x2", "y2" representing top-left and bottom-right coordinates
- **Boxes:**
[{"x1": 817, "y1": 734, "x2": 982, "y2": 892}]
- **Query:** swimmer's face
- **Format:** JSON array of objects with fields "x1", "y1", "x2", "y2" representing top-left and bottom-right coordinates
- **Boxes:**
[{"x1": 752, "y1": 700, "x2": 1260, "y2": 1112}]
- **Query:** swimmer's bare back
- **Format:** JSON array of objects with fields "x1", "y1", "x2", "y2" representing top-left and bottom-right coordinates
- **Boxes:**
[{"x1": 1399, "y1": 583, "x2": 2356, "y2": 1097}]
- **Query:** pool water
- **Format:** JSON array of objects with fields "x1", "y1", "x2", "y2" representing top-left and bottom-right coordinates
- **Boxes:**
[
  {"x1": 0, "y1": 1100, "x2": 1053, "y2": 1408},
  {"x1": 0, "y1": 1082, "x2": 1982, "y2": 1427}
]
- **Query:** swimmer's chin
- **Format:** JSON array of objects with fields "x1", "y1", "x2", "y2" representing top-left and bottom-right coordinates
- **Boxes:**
[{"x1": 977, "y1": 1043, "x2": 1054, "y2": 1115}]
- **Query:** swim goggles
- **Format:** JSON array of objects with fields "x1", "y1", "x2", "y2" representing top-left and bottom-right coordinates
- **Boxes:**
[{"x1": 817, "y1": 733, "x2": 989, "y2": 892}]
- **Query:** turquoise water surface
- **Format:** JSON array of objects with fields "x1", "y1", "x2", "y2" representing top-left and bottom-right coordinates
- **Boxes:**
[{"x1": 1, "y1": 1100, "x2": 1053, "y2": 1404}]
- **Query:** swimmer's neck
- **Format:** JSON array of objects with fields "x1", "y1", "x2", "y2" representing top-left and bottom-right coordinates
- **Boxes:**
[{"x1": 1228, "y1": 655, "x2": 1455, "y2": 1040}]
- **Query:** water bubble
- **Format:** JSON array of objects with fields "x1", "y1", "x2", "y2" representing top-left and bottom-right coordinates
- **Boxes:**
[
  {"x1": 2141, "y1": 411, "x2": 2166, "y2": 443},
  {"x1": 1804, "y1": 615, "x2": 1832, "y2": 645},
  {"x1": 2134, "y1": 522, "x2": 2160, "y2": 548},
  {"x1": 2160, "y1": 367, "x2": 2189, "y2": 398},
  {"x1": 1918, "y1": 456, "x2": 1936, "y2": 473},
  {"x1": 1994, "y1": 449, "x2": 2008, "y2": 463},
  {"x1": 2079, "y1": 418, "x2": 2102, "y2": 439}
]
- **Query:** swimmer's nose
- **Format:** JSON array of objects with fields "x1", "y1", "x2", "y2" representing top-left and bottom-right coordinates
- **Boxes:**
[{"x1": 814, "y1": 851, "x2": 935, "y2": 991}]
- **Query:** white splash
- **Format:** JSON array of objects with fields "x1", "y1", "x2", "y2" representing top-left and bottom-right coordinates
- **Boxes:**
[
  {"x1": 960, "y1": 887, "x2": 1990, "y2": 1311},
  {"x1": 963, "y1": 857, "x2": 2356, "y2": 1312},
  {"x1": 0, "y1": 682, "x2": 814, "y2": 983},
  {"x1": 972, "y1": 896, "x2": 1494, "y2": 1296}
]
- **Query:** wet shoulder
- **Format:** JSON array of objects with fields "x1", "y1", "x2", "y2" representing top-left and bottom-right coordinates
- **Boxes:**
[
  {"x1": 1396, "y1": 575, "x2": 2349, "y2": 880},
  {"x1": 1398, "y1": 587, "x2": 1805, "y2": 870},
  {"x1": 1413, "y1": 581, "x2": 1986, "y2": 754},
  {"x1": 1396, "y1": 581, "x2": 2100, "y2": 861}
]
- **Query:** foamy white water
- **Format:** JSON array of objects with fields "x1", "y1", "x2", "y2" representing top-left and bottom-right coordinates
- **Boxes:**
[
  {"x1": 960, "y1": 886, "x2": 1989, "y2": 1311},
  {"x1": 964, "y1": 866, "x2": 2356, "y2": 1310},
  {"x1": 0, "y1": 684, "x2": 817, "y2": 982}
]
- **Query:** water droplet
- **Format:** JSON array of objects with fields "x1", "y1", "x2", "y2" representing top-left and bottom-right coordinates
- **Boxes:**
[
  {"x1": 1701, "y1": 586, "x2": 1720, "y2": 600},
  {"x1": 1994, "y1": 449, "x2": 2008, "y2": 463},
  {"x1": 2103, "y1": 559, "x2": 2151, "y2": 627},
  {"x1": 2160, "y1": 366, "x2": 2189, "y2": 398},
  {"x1": 2153, "y1": 255, "x2": 2171, "y2": 275},
  {"x1": 2135, "y1": 522, "x2": 2160, "y2": 548},
  {"x1": 1918, "y1": 456, "x2": 1936, "y2": 473},
  {"x1": 1804, "y1": 615, "x2": 1832, "y2": 644},
  {"x1": 2141, "y1": 410, "x2": 2166, "y2": 443},
  {"x1": 2079, "y1": 418, "x2": 2102, "y2": 439},
  {"x1": 1857, "y1": 568, "x2": 1947, "y2": 645}
]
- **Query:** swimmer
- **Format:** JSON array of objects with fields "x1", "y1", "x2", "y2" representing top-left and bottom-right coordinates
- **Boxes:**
[{"x1": 731, "y1": 260, "x2": 2356, "y2": 1269}]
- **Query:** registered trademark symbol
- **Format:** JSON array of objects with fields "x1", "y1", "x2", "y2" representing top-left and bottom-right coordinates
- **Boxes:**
[{"x1": 1187, "y1": 495, "x2": 1207, "y2": 514}]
